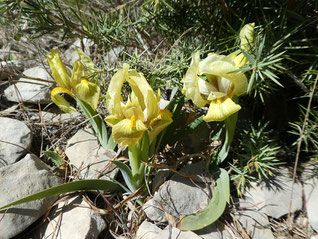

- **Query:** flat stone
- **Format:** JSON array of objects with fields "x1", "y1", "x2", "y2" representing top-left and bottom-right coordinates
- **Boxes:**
[
  {"x1": 31, "y1": 111, "x2": 82, "y2": 125},
  {"x1": 235, "y1": 200, "x2": 275, "y2": 239},
  {"x1": 195, "y1": 223, "x2": 232, "y2": 239},
  {"x1": 4, "y1": 66, "x2": 53, "y2": 104},
  {"x1": 0, "y1": 117, "x2": 32, "y2": 167},
  {"x1": 0, "y1": 154, "x2": 62, "y2": 238},
  {"x1": 136, "y1": 221, "x2": 162, "y2": 239},
  {"x1": 242, "y1": 168, "x2": 302, "y2": 219},
  {"x1": 302, "y1": 161, "x2": 318, "y2": 232},
  {"x1": 65, "y1": 128, "x2": 118, "y2": 179},
  {"x1": 143, "y1": 162, "x2": 212, "y2": 223},
  {"x1": 40, "y1": 196, "x2": 106, "y2": 239}
]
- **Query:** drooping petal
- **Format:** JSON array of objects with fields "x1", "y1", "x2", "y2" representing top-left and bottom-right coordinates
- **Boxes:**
[
  {"x1": 50, "y1": 87, "x2": 76, "y2": 113},
  {"x1": 199, "y1": 54, "x2": 248, "y2": 96},
  {"x1": 75, "y1": 79, "x2": 100, "y2": 110},
  {"x1": 47, "y1": 50, "x2": 72, "y2": 89},
  {"x1": 182, "y1": 52, "x2": 209, "y2": 108},
  {"x1": 203, "y1": 97, "x2": 241, "y2": 122},
  {"x1": 239, "y1": 23, "x2": 255, "y2": 51},
  {"x1": 112, "y1": 116, "x2": 148, "y2": 147},
  {"x1": 71, "y1": 60, "x2": 85, "y2": 89},
  {"x1": 128, "y1": 71, "x2": 159, "y2": 123},
  {"x1": 106, "y1": 63, "x2": 129, "y2": 117},
  {"x1": 148, "y1": 109, "x2": 173, "y2": 143}
]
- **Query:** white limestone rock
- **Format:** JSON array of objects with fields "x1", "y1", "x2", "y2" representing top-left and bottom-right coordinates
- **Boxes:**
[
  {"x1": 0, "y1": 117, "x2": 32, "y2": 167},
  {"x1": 4, "y1": 66, "x2": 53, "y2": 104},
  {"x1": 64, "y1": 38, "x2": 91, "y2": 65},
  {"x1": 65, "y1": 128, "x2": 118, "y2": 179},
  {"x1": 0, "y1": 154, "x2": 62, "y2": 238},
  {"x1": 241, "y1": 168, "x2": 302, "y2": 219},
  {"x1": 40, "y1": 196, "x2": 106, "y2": 239},
  {"x1": 143, "y1": 162, "x2": 212, "y2": 223},
  {"x1": 0, "y1": 60, "x2": 24, "y2": 80},
  {"x1": 302, "y1": 161, "x2": 318, "y2": 232}
]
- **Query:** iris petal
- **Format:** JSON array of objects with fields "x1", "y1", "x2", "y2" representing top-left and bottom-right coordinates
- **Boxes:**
[
  {"x1": 148, "y1": 109, "x2": 173, "y2": 143},
  {"x1": 182, "y1": 52, "x2": 209, "y2": 108},
  {"x1": 50, "y1": 87, "x2": 76, "y2": 113},
  {"x1": 203, "y1": 97, "x2": 241, "y2": 122},
  {"x1": 75, "y1": 79, "x2": 100, "y2": 110},
  {"x1": 112, "y1": 118, "x2": 148, "y2": 147},
  {"x1": 47, "y1": 50, "x2": 72, "y2": 89}
]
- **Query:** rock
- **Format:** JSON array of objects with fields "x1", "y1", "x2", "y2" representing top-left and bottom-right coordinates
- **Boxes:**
[
  {"x1": 136, "y1": 221, "x2": 201, "y2": 239},
  {"x1": 136, "y1": 221, "x2": 162, "y2": 239},
  {"x1": 30, "y1": 111, "x2": 82, "y2": 125},
  {"x1": 0, "y1": 60, "x2": 24, "y2": 80},
  {"x1": 0, "y1": 154, "x2": 62, "y2": 238},
  {"x1": 195, "y1": 223, "x2": 232, "y2": 239},
  {"x1": 302, "y1": 161, "x2": 318, "y2": 232},
  {"x1": 235, "y1": 201, "x2": 275, "y2": 239},
  {"x1": 65, "y1": 128, "x2": 118, "y2": 179},
  {"x1": 64, "y1": 38, "x2": 91, "y2": 65},
  {"x1": 241, "y1": 168, "x2": 302, "y2": 219},
  {"x1": 0, "y1": 117, "x2": 32, "y2": 167},
  {"x1": 4, "y1": 66, "x2": 53, "y2": 104},
  {"x1": 40, "y1": 196, "x2": 106, "y2": 239},
  {"x1": 143, "y1": 161, "x2": 212, "y2": 223}
]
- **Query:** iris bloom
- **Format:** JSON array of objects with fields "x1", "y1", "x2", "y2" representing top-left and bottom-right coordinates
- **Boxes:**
[
  {"x1": 182, "y1": 23, "x2": 254, "y2": 122},
  {"x1": 47, "y1": 49, "x2": 100, "y2": 113},
  {"x1": 105, "y1": 64, "x2": 173, "y2": 147}
]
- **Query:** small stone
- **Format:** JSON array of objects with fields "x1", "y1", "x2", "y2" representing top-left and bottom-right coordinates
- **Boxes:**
[
  {"x1": 0, "y1": 154, "x2": 62, "y2": 238},
  {"x1": 0, "y1": 117, "x2": 32, "y2": 166},
  {"x1": 65, "y1": 128, "x2": 118, "y2": 179},
  {"x1": 4, "y1": 66, "x2": 53, "y2": 104},
  {"x1": 143, "y1": 162, "x2": 211, "y2": 223},
  {"x1": 302, "y1": 161, "x2": 318, "y2": 232},
  {"x1": 195, "y1": 223, "x2": 232, "y2": 239},
  {"x1": 104, "y1": 46, "x2": 124, "y2": 66},
  {"x1": 241, "y1": 168, "x2": 302, "y2": 219},
  {"x1": 40, "y1": 196, "x2": 106, "y2": 239}
]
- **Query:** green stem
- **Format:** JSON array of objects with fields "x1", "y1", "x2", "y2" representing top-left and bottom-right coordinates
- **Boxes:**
[{"x1": 217, "y1": 97, "x2": 239, "y2": 164}]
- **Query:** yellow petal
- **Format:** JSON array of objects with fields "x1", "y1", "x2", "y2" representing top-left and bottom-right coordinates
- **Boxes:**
[
  {"x1": 47, "y1": 50, "x2": 72, "y2": 89},
  {"x1": 121, "y1": 99, "x2": 145, "y2": 122},
  {"x1": 199, "y1": 54, "x2": 248, "y2": 96},
  {"x1": 75, "y1": 79, "x2": 100, "y2": 110},
  {"x1": 104, "y1": 115, "x2": 121, "y2": 127},
  {"x1": 127, "y1": 71, "x2": 160, "y2": 123},
  {"x1": 75, "y1": 48, "x2": 96, "y2": 73},
  {"x1": 148, "y1": 109, "x2": 173, "y2": 143},
  {"x1": 233, "y1": 53, "x2": 249, "y2": 68},
  {"x1": 71, "y1": 60, "x2": 85, "y2": 89},
  {"x1": 203, "y1": 97, "x2": 241, "y2": 122},
  {"x1": 105, "y1": 64, "x2": 129, "y2": 118},
  {"x1": 112, "y1": 117, "x2": 148, "y2": 147},
  {"x1": 240, "y1": 23, "x2": 255, "y2": 50},
  {"x1": 50, "y1": 87, "x2": 76, "y2": 113},
  {"x1": 182, "y1": 52, "x2": 209, "y2": 108}
]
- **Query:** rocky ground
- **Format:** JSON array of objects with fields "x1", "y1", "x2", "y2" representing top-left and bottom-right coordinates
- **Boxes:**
[{"x1": 1, "y1": 36, "x2": 318, "y2": 239}]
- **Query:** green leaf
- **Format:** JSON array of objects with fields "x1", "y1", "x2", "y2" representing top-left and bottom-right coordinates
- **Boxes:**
[
  {"x1": 178, "y1": 168, "x2": 230, "y2": 231},
  {"x1": 43, "y1": 150, "x2": 64, "y2": 167},
  {"x1": 0, "y1": 179, "x2": 122, "y2": 210},
  {"x1": 110, "y1": 160, "x2": 138, "y2": 193},
  {"x1": 76, "y1": 97, "x2": 116, "y2": 150}
]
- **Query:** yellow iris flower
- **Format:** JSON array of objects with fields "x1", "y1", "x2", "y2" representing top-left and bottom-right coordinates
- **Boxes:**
[
  {"x1": 47, "y1": 49, "x2": 100, "y2": 113},
  {"x1": 105, "y1": 64, "x2": 173, "y2": 147},
  {"x1": 182, "y1": 23, "x2": 254, "y2": 122}
]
